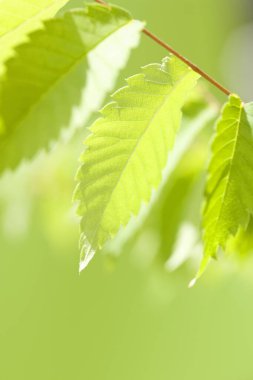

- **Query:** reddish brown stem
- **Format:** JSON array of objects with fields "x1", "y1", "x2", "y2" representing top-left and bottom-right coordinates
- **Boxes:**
[{"x1": 94, "y1": 0, "x2": 231, "y2": 96}]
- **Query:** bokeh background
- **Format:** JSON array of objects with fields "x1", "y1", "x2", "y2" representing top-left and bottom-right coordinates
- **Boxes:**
[{"x1": 1, "y1": 0, "x2": 253, "y2": 379}]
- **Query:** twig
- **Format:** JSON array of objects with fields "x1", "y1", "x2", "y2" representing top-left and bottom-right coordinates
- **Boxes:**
[{"x1": 94, "y1": 0, "x2": 231, "y2": 96}]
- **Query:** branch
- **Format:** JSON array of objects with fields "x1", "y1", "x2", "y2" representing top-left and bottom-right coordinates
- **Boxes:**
[{"x1": 94, "y1": 0, "x2": 231, "y2": 97}]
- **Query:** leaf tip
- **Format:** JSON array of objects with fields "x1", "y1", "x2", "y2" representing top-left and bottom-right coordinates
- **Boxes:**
[
  {"x1": 79, "y1": 237, "x2": 96, "y2": 273},
  {"x1": 188, "y1": 278, "x2": 197, "y2": 288},
  {"x1": 79, "y1": 252, "x2": 95, "y2": 273}
]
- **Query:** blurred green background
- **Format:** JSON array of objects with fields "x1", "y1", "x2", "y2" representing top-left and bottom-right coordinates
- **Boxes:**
[{"x1": 1, "y1": 0, "x2": 253, "y2": 379}]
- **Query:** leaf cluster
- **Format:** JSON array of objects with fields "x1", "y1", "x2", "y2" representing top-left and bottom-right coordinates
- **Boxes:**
[{"x1": 1, "y1": 0, "x2": 253, "y2": 283}]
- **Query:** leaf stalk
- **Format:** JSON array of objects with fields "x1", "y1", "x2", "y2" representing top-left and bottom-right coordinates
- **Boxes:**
[{"x1": 94, "y1": 0, "x2": 231, "y2": 96}]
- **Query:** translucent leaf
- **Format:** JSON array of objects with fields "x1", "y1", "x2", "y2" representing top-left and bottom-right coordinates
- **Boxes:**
[
  {"x1": 74, "y1": 55, "x2": 199, "y2": 271},
  {"x1": 200, "y1": 95, "x2": 253, "y2": 277},
  {"x1": 0, "y1": 0, "x2": 70, "y2": 72},
  {"x1": 0, "y1": 4, "x2": 143, "y2": 173}
]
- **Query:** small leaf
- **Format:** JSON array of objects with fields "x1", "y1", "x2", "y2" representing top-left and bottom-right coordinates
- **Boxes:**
[
  {"x1": 74, "y1": 55, "x2": 199, "y2": 271},
  {"x1": 0, "y1": 4, "x2": 143, "y2": 173},
  {"x1": 200, "y1": 95, "x2": 253, "y2": 277}
]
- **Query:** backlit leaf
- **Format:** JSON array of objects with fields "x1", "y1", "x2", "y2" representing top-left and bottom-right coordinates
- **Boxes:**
[{"x1": 75, "y1": 55, "x2": 199, "y2": 271}]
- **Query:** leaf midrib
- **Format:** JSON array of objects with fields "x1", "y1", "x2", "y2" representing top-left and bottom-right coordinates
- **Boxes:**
[{"x1": 88, "y1": 69, "x2": 195, "y2": 248}]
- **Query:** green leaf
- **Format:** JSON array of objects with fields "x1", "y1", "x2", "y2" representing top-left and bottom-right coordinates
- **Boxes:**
[
  {"x1": 74, "y1": 55, "x2": 199, "y2": 271},
  {"x1": 200, "y1": 95, "x2": 253, "y2": 277},
  {"x1": 0, "y1": 4, "x2": 143, "y2": 173},
  {"x1": 0, "y1": 0, "x2": 70, "y2": 71}
]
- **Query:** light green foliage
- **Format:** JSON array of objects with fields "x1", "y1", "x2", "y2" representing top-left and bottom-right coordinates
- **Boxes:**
[
  {"x1": 0, "y1": 3, "x2": 143, "y2": 173},
  {"x1": 75, "y1": 55, "x2": 199, "y2": 271},
  {"x1": 0, "y1": 1, "x2": 251, "y2": 280},
  {"x1": 200, "y1": 95, "x2": 253, "y2": 276},
  {"x1": 0, "y1": 0, "x2": 70, "y2": 71}
]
